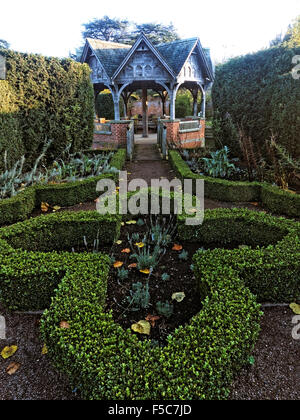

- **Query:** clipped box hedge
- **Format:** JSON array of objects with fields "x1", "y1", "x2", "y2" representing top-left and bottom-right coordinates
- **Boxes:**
[
  {"x1": 169, "y1": 150, "x2": 300, "y2": 217},
  {"x1": 179, "y1": 208, "x2": 300, "y2": 303},
  {"x1": 0, "y1": 148, "x2": 126, "y2": 225},
  {"x1": 0, "y1": 211, "x2": 120, "y2": 310},
  {"x1": 0, "y1": 205, "x2": 298, "y2": 398}
]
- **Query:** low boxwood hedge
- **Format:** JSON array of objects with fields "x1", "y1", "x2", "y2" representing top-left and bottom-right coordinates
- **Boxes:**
[
  {"x1": 0, "y1": 148, "x2": 126, "y2": 225},
  {"x1": 0, "y1": 211, "x2": 121, "y2": 310},
  {"x1": 179, "y1": 208, "x2": 300, "y2": 303},
  {"x1": 169, "y1": 150, "x2": 300, "y2": 217},
  {"x1": 0, "y1": 207, "x2": 298, "y2": 399}
]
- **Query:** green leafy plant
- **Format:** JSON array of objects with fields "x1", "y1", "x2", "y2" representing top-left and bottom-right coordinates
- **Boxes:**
[
  {"x1": 117, "y1": 267, "x2": 129, "y2": 281},
  {"x1": 178, "y1": 249, "x2": 189, "y2": 261},
  {"x1": 156, "y1": 301, "x2": 174, "y2": 318},
  {"x1": 202, "y1": 146, "x2": 238, "y2": 179},
  {"x1": 126, "y1": 282, "x2": 150, "y2": 311}
]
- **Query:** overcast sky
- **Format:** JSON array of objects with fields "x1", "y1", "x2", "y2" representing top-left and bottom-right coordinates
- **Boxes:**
[{"x1": 1, "y1": 0, "x2": 300, "y2": 62}]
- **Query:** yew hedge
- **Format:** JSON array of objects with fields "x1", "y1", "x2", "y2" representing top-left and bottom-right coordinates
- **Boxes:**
[{"x1": 169, "y1": 150, "x2": 300, "y2": 218}]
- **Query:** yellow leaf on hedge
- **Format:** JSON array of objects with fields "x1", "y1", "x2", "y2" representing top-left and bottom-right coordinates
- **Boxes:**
[
  {"x1": 140, "y1": 269, "x2": 150, "y2": 275},
  {"x1": 290, "y1": 303, "x2": 300, "y2": 315},
  {"x1": 59, "y1": 321, "x2": 70, "y2": 329},
  {"x1": 131, "y1": 320, "x2": 151, "y2": 335},
  {"x1": 1, "y1": 345, "x2": 18, "y2": 359}
]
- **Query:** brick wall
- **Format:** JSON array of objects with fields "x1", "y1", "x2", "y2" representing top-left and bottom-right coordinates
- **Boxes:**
[
  {"x1": 93, "y1": 121, "x2": 129, "y2": 149},
  {"x1": 162, "y1": 119, "x2": 205, "y2": 149}
]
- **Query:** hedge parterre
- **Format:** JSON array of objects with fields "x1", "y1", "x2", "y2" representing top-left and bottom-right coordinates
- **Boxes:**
[{"x1": 0, "y1": 206, "x2": 298, "y2": 399}]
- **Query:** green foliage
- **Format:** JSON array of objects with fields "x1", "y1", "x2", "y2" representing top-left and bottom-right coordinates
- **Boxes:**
[
  {"x1": 133, "y1": 23, "x2": 180, "y2": 45},
  {"x1": 3, "y1": 204, "x2": 298, "y2": 399},
  {"x1": 117, "y1": 267, "x2": 129, "y2": 281},
  {"x1": 0, "y1": 141, "x2": 51, "y2": 199},
  {"x1": 175, "y1": 90, "x2": 192, "y2": 118},
  {"x1": 0, "y1": 212, "x2": 116, "y2": 310},
  {"x1": 212, "y1": 45, "x2": 300, "y2": 159},
  {"x1": 82, "y1": 16, "x2": 132, "y2": 43},
  {"x1": 0, "y1": 210, "x2": 121, "y2": 253},
  {"x1": 190, "y1": 210, "x2": 300, "y2": 303},
  {"x1": 0, "y1": 81, "x2": 23, "y2": 171},
  {"x1": 39, "y1": 210, "x2": 264, "y2": 399},
  {"x1": 156, "y1": 301, "x2": 174, "y2": 318},
  {"x1": 161, "y1": 273, "x2": 170, "y2": 281},
  {"x1": 284, "y1": 15, "x2": 300, "y2": 47},
  {"x1": 178, "y1": 249, "x2": 189, "y2": 261},
  {"x1": 169, "y1": 150, "x2": 300, "y2": 217},
  {"x1": 81, "y1": 16, "x2": 180, "y2": 46},
  {"x1": 126, "y1": 281, "x2": 150, "y2": 311},
  {"x1": 202, "y1": 146, "x2": 237, "y2": 178},
  {"x1": 96, "y1": 92, "x2": 115, "y2": 120},
  {"x1": 0, "y1": 49, "x2": 94, "y2": 168},
  {"x1": 0, "y1": 148, "x2": 126, "y2": 225}
]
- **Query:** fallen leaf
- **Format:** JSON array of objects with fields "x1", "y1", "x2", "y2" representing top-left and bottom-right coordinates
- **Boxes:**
[
  {"x1": 145, "y1": 314, "x2": 160, "y2": 327},
  {"x1": 94, "y1": 198, "x2": 99, "y2": 203},
  {"x1": 41, "y1": 202, "x2": 49, "y2": 212},
  {"x1": 114, "y1": 261, "x2": 124, "y2": 268},
  {"x1": 172, "y1": 244, "x2": 183, "y2": 251},
  {"x1": 172, "y1": 292, "x2": 186, "y2": 302},
  {"x1": 121, "y1": 248, "x2": 131, "y2": 254},
  {"x1": 290, "y1": 303, "x2": 300, "y2": 315},
  {"x1": 1, "y1": 345, "x2": 18, "y2": 359},
  {"x1": 131, "y1": 320, "x2": 151, "y2": 335},
  {"x1": 42, "y1": 344, "x2": 48, "y2": 355},
  {"x1": 121, "y1": 222, "x2": 125, "y2": 226},
  {"x1": 59, "y1": 321, "x2": 70, "y2": 329},
  {"x1": 128, "y1": 263, "x2": 137, "y2": 269},
  {"x1": 140, "y1": 269, "x2": 150, "y2": 275},
  {"x1": 115, "y1": 240, "x2": 122, "y2": 245},
  {"x1": 135, "y1": 242, "x2": 145, "y2": 248},
  {"x1": 187, "y1": 208, "x2": 198, "y2": 214},
  {"x1": 250, "y1": 202, "x2": 259, "y2": 207},
  {"x1": 126, "y1": 220, "x2": 137, "y2": 225},
  {"x1": 52, "y1": 205, "x2": 61, "y2": 211},
  {"x1": 6, "y1": 362, "x2": 21, "y2": 375}
]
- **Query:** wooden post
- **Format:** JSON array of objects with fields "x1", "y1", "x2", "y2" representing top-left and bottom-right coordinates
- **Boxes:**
[
  {"x1": 142, "y1": 88, "x2": 148, "y2": 138},
  {"x1": 200, "y1": 91, "x2": 206, "y2": 119},
  {"x1": 193, "y1": 91, "x2": 198, "y2": 117},
  {"x1": 162, "y1": 125, "x2": 167, "y2": 159}
]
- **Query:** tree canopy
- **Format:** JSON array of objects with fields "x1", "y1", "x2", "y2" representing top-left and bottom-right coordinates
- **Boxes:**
[
  {"x1": 81, "y1": 16, "x2": 180, "y2": 46},
  {"x1": 82, "y1": 16, "x2": 132, "y2": 44},
  {"x1": 133, "y1": 22, "x2": 180, "y2": 45},
  {"x1": 284, "y1": 15, "x2": 300, "y2": 47},
  {"x1": 0, "y1": 39, "x2": 10, "y2": 49}
]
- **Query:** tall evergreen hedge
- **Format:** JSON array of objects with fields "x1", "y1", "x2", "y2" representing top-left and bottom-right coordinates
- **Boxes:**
[
  {"x1": 212, "y1": 45, "x2": 300, "y2": 159},
  {"x1": 0, "y1": 49, "x2": 94, "y2": 169}
]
